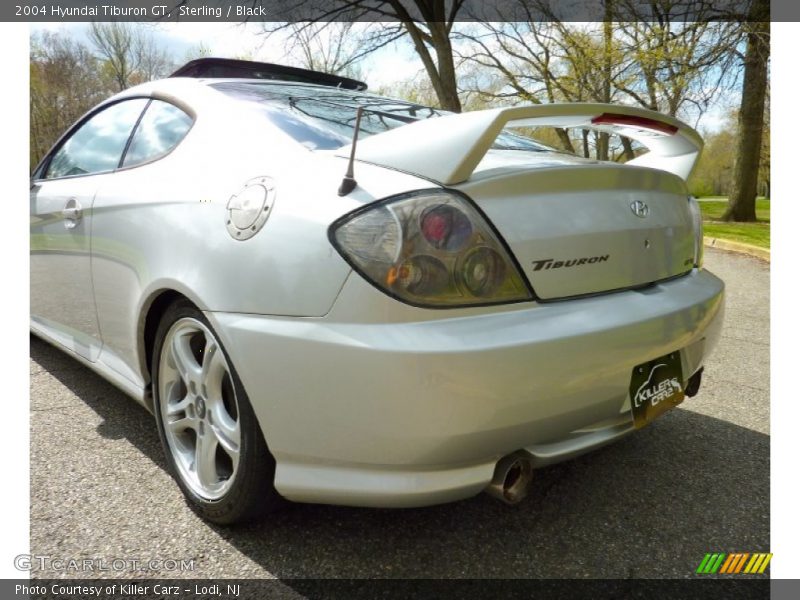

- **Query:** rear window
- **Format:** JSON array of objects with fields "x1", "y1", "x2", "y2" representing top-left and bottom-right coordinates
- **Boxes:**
[
  {"x1": 211, "y1": 82, "x2": 552, "y2": 153},
  {"x1": 122, "y1": 100, "x2": 193, "y2": 167},
  {"x1": 46, "y1": 98, "x2": 148, "y2": 178}
]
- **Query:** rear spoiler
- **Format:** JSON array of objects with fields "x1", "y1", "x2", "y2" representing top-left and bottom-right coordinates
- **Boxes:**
[
  {"x1": 337, "y1": 103, "x2": 702, "y2": 184},
  {"x1": 171, "y1": 58, "x2": 368, "y2": 91}
]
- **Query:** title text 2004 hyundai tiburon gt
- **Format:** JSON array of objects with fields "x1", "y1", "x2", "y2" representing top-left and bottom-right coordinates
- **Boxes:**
[{"x1": 30, "y1": 59, "x2": 724, "y2": 523}]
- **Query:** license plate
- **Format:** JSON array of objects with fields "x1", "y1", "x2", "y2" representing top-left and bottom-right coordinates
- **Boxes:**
[{"x1": 629, "y1": 352, "x2": 685, "y2": 428}]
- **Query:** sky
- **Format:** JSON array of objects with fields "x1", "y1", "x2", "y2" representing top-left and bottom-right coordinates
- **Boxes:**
[
  {"x1": 30, "y1": 21, "x2": 425, "y2": 89},
  {"x1": 30, "y1": 21, "x2": 733, "y2": 133},
  {"x1": 8, "y1": 21, "x2": 798, "y2": 580}
]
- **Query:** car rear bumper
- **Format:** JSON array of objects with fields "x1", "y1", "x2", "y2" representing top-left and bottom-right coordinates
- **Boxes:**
[{"x1": 206, "y1": 268, "x2": 724, "y2": 507}]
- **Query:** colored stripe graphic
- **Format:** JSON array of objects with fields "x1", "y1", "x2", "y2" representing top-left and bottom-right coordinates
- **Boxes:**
[
  {"x1": 719, "y1": 554, "x2": 736, "y2": 574},
  {"x1": 710, "y1": 553, "x2": 726, "y2": 573},
  {"x1": 758, "y1": 554, "x2": 773, "y2": 574},
  {"x1": 722, "y1": 553, "x2": 745, "y2": 574},
  {"x1": 744, "y1": 553, "x2": 773, "y2": 574},
  {"x1": 744, "y1": 554, "x2": 758, "y2": 573},
  {"x1": 734, "y1": 553, "x2": 750, "y2": 573},
  {"x1": 698, "y1": 553, "x2": 727, "y2": 574},
  {"x1": 696, "y1": 554, "x2": 713, "y2": 574},
  {"x1": 750, "y1": 554, "x2": 764, "y2": 574},
  {"x1": 698, "y1": 553, "x2": 772, "y2": 574}
]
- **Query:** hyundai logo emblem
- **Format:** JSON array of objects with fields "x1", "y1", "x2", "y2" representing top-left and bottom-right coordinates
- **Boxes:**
[{"x1": 630, "y1": 200, "x2": 650, "y2": 218}]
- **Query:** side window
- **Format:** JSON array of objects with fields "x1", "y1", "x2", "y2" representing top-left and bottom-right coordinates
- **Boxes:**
[
  {"x1": 122, "y1": 100, "x2": 194, "y2": 168},
  {"x1": 45, "y1": 99, "x2": 148, "y2": 179}
]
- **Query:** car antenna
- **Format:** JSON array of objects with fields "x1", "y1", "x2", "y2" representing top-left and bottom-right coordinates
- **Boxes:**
[{"x1": 338, "y1": 106, "x2": 364, "y2": 196}]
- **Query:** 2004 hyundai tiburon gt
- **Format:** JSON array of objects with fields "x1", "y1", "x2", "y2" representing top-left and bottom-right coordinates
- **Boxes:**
[{"x1": 30, "y1": 59, "x2": 724, "y2": 524}]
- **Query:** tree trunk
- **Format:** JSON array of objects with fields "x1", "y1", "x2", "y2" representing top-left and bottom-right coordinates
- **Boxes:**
[
  {"x1": 555, "y1": 127, "x2": 575, "y2": 153},
  {"x1": 402, "y1": 20, "x2": 461, "y2": 113},
  {"x1": 723, "y1": 9, "x2": 769, "y2": 222},
  {"x1": 428, "y1": 22, "x2": 462, "y2": 112},
  {"x1": 620, "y1": 137, "x2": 636, "y2": 161},
  {"x1": 597, "y1": 8, "x2": 613, "y2": 161},
  {"x1": 597, "y1": 132, "x2": 609, "y2": 161}
]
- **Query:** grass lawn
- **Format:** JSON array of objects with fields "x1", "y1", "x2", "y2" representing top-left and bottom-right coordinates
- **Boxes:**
[{"x1": 699, "y1": 197, "x2": 770, "y2": 249}]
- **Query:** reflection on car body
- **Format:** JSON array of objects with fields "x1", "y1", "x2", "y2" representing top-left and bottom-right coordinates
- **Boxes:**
[{"x1": 30, "y1": 59, "x2": 724, "y2": 524}]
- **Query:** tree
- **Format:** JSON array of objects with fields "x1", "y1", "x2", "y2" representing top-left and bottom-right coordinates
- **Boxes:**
[
  {"x1": 759, "y1": 91, "x2": 770, "y2": 199},
  {"x1": 723, "y1": 8, "x2": 769, "y2": 221},
  {"x1": 283, "y1": 22, "x2": 369, "y2": 79},
  {"x1": 133, "y1": 29, "x2": 173, "y2": 82},
  {"x1": 455, "y1": 21, "x2": 585, "y2": 152},
  {"x1": 260, "y1": 1, "x2": 468, "y2": 111},
  {"x1": 454, "y1": 1, "x2": 740, "y2": 161},
  {"x1": 374, "y1": 72, "x2": 438, "y2": 107},
  {"x1": 455, "y1": 18, "x2": 637, "y2": 157},
  {"x1": 183, "y1": 41, "x2": 213, "y2": 63},
  {"x1": 89, "y1": 22, "x2": 136, "y2": 91},
  {"x1": 30, "y1": 25, "x2": 175, "y2": 168},
  {"x1": 389, "y1": 2, "x2": 463, "y2": 111},
  {"x1": 455, "y1": 19, "x2": 640, "y2": 158},
  {"x1": 30, "y1": 31, "x2": 109, "y2": 167},
  {"x1": 688, "y1": 123, "x2": 736, "y2": 197},
  {"x1": 89, "y1": 22, "x2": 174, "y2": 91},
  {"x1": 614, "y1": 19, "x2": 740, "y2": 121}
]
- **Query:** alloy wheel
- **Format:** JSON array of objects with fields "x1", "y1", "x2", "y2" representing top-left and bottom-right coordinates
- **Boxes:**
[{"x1": 158, "y1": 318, "x2": 241, "y2": 500}]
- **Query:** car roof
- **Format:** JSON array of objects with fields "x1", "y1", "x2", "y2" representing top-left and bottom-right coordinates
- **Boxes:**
[
  {"x1": 109, "y1": 77, "x2": 414, "y2": 120},
  {"x1": 115, "y1": 77, "x2": 374, "y2": 103}
]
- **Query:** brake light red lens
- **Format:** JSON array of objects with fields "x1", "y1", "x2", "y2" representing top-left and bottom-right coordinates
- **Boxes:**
[
  {"x1": 421, "y1": 211, "x2": 448, "y2": 243},
  {"x1": 591, "y1": 113, "x2": 678, "y2": 136},
  {"x1": 420, "y1": 204, "x2": 472, "y2": 251}
]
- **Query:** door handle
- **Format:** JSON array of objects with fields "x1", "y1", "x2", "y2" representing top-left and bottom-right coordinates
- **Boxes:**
[{"x1": 62, "y1": 198, "x2": 82, "y2": 228}]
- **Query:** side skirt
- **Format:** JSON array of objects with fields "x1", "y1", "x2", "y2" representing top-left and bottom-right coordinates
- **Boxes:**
[{"x1": 30, "y1": 323, "x2": 152, "y2": 414}]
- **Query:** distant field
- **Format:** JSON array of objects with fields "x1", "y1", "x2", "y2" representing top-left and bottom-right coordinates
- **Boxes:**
[{"x1": 699, "y1": 197, "x2": 770, "y2": 249}]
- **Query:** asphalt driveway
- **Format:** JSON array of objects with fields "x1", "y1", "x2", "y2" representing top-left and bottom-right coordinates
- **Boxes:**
[{"x1": 29, "y1": 247, "x2": 769, "y2": 581}]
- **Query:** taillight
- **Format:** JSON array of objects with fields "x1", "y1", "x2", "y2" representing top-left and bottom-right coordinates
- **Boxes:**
[
  {"x1": 591, "y1": 113, "x2": 678, "y2": 136},
  {"x1": 330, "y1": 190, "x2": 532, "y2": 307}
]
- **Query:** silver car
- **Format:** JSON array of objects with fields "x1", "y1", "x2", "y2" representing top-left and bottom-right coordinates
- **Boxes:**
[{"x1": 30, "y1": 59, "x2": 724, "y2": 524}]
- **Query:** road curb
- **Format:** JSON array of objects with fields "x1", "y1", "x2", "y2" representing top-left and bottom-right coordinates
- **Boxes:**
[{"x1": 704, "y1": 236, "x2": 770, "y2": 262}]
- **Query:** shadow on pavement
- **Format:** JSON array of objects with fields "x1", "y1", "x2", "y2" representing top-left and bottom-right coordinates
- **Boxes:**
[{"x1": 30, "y1": 336, "x2": 769, "y2": 579}]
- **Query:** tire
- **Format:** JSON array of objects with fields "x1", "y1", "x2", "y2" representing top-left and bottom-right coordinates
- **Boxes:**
[{"x1": 152, "y1": 299, "x2": 282, "y2": 524}]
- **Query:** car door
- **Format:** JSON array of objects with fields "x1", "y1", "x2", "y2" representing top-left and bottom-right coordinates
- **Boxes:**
[
  {"x1": 90, "y1": 98, "x2": 195, "y2": 383},
  {"x1": 30, "y1": 98, "x2": 149, "y2": 361}
]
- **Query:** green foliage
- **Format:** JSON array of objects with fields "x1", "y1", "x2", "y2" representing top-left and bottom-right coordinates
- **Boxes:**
[
  {"x1": 700, "y1": 198, "x2": 770, "y2": 249},
  {"x1": 30, "y1": 25, "x2": 174, "y2": 170},
  {"x1": 184, "y1": 41, "x2": 213, "y2": 62},
  {"x1": 689, "y1": 125, "x2": 737, "y2": 197},
  {"x1": 703, "y1": 222, "x2": 770, "y2": 249},
  {"x1": 700, "y1": 198, "x2": 770, "y2": 222},
  {"x1": 29, "y1": 30, "x2": 111, "y2": 168},
  {"x1": 373, "y1": 75, "x2": 439, "y2": 108},
  {"x1": 689, "y1": 112, "x2": 770, "y2": 200},
  {"x1": 689, "y1": 179, "x2": 716, "y2": 198},
  {"x1": 454, "y1": 19, "x2": 741, "y2": 160}
]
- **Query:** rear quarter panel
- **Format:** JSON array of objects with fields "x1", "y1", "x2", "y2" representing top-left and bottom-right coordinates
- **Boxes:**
[
  {"x1": 90, "y1": 100, "x2": 351, "y2": 386},
  {"x1": 90, "y1": 93, "x2": 434, "y2": 387}
]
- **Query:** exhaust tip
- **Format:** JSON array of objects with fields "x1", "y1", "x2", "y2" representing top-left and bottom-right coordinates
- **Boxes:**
[
  {"x1": 685, "y1": 367, "x2": 703, "y2": 397},
  {"x1": 485, "y1": 451, "x2": 534, "y2": 505}
]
